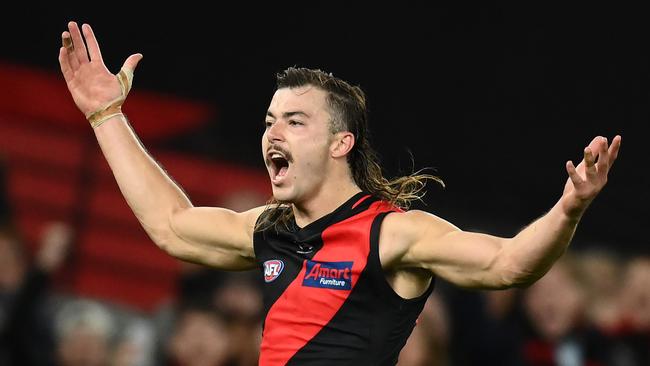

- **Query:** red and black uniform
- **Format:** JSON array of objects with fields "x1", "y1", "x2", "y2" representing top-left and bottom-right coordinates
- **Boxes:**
[{"x1": 254, "y1": 192, "x2": 434, "y2": 365}]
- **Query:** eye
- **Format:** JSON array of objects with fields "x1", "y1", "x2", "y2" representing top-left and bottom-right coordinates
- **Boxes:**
[
  {"x1": 288, "y1": 120, "x2": 303, "y2": 126},
  {"x1": 265, "y1": 120, "x2": 273, "y2": 128}
]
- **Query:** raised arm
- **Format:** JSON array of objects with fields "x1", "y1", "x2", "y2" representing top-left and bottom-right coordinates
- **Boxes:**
[
  {"x1": 383, "y1": 135, "x2": 621, "y2": 289},
  {"x1": 58, "y1": 21, "x2": 262, "y2": 270}
]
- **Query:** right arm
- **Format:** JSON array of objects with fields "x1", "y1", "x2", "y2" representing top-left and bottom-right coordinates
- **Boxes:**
[
  {"x1": 94, "y1": 118, "x2": 263, "y2": 269},
  {"x1": 58, "y1": 21, "x2": 261, "y2": 270}
]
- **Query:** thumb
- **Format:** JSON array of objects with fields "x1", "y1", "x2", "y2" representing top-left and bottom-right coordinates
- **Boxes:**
[
  {"x1": 122, "y1": 53, "x2": 143, "y2": 73},
  {"x1": 118, "y1": 54, "x2": 143, "y2": 95}
]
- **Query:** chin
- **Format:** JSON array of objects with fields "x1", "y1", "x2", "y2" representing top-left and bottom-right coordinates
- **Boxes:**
[{"x1": 271, "y1": 186, "x2": 296, "y2": 204}]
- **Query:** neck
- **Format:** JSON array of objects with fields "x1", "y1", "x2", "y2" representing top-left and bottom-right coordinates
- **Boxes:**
[{"x1": 292, "y1": 181, "x2": 362, "y2": 228}]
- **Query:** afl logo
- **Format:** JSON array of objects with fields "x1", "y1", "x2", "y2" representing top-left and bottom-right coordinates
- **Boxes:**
[{"x1": 263, "y1": 259, "x2": 284, "y2": 283}]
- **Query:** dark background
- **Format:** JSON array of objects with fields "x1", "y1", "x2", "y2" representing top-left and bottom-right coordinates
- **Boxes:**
[{"x1": 2, "y1": 4, "x2": 647, "y2": 253}]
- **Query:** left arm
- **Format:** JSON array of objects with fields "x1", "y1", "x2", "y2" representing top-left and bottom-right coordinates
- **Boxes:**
[{"x1": 387, "y1": 135, "x2": 621, "y2": 289}]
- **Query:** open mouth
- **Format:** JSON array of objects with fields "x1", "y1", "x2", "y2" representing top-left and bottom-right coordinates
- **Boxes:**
[{"x1": 268, "y1": 151, "x2": 291, "y2": 184}]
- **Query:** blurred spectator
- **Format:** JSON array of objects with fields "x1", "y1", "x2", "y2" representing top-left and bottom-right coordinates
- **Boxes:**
[
  {"x1": 177, "y1": 264, "x2": 225, "y2": 309},
  {"x1": 575, "y1": 248, "x2": 623, "y2": 333},
  {"x1": 398, "y1": 293, "x2": 450, "y2": 366},
  {"x1": 152, "y1": 261, "x2": 226, "y2": 365},
  {"x1": 166, "y1": 305, "x2": 231, "y2": 366},
  {"x1": 213, "y1": 272, "x2": 263, "y2": 366},
  {"x1": 54, "y1": 298, "x2": 115, "y2": 366},
  {"x1": 608, "y1": 256, "x2": 650, "y2": 366},
  {"x1": 0, "y1": 222, "x2": 73, "y2": 365},
  {"x1": 521, "y1": 256, "x2": 610, "y2": 366},
  {"x1": 443, "y1": 282, "x2": 525, "y2": 366},
  {"x1": 618, "y1": 256, "x2": 650, "y2": 332},
  {"x1": 110, "y1": 311, "x2": 157, "y2": 366},
  {"x1": 478, "y1": 288, "x2": 526, "y2": 366},
  {"x1": 0, "y1": 227, "x2": 26, "y2": 303},
  {"x1": 0, "y1": 227, "x2": 28, "y2": 363}
]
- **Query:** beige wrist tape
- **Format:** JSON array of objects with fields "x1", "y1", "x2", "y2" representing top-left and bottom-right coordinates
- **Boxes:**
[
  {"x1": 86, "y1": 68, "x2": 134, "y2": 128},
  {"x1": 88, "y1": 105, "x2": 124, "y2": 128}
]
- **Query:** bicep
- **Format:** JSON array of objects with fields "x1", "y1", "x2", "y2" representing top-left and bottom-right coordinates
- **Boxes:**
[
  {"x1": 164, "y1": 205, "x2": 265, "y2": 270},
  {"x1": 396, "y1": 211, "x2": 512, "y2": 289}
]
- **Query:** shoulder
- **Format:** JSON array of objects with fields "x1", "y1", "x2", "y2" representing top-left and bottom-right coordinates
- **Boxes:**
[{"x1": 379, "y1": 209, "x2": 460, "y2": 267}]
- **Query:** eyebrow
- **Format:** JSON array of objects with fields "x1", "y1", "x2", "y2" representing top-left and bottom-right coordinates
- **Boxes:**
[{"x1": 266, "y1": 110, "x2": 311, "y2": 119}]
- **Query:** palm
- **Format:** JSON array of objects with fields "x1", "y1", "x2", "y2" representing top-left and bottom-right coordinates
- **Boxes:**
[
  {"x1": 66, "y1": 60, "x2": 120, "y2": 114},
  {"x1": 561, "y1": 135, "x2": 621, "y2": 217}
]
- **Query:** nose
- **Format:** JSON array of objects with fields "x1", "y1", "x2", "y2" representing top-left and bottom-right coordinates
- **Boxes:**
[{"x1": 266, "y1": 120, "x2": 285, "y2": 143}]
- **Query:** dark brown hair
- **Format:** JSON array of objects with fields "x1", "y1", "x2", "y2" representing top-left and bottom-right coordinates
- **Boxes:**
[{"x1": 257, "y1": 67, "x2": 443, "y2": 231}]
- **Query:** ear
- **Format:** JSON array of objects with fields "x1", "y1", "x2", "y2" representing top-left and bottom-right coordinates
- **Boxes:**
[{"x1": 330, "y1": 131, "x2": 355, "y2": 158}]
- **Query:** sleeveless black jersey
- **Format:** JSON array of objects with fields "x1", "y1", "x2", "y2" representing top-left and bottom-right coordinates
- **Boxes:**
[{"x1": 253, "y1": 192, "x2": 435, "y2": 365}]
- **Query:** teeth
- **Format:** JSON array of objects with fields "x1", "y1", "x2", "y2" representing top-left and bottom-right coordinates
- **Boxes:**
[{"x1": 271, "y1": 153, "x2": 282, "y2": 159}]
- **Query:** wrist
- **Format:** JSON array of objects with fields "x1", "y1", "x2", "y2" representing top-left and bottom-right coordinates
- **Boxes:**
[
  {"x1": 87, "y1": 103, "x2": 123, "y2": 128},
  {"x1": 558, "y1": 194, "x2": 589, "y2": 223}
]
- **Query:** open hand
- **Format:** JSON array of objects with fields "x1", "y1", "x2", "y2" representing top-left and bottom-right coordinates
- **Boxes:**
[
  {"x1": 35, "y1": 222, "x2": 73, "y2": 272},
  {"x1": 58, "y1": 21, "x2": 142, "y2": 117},
  {"x1": 562, "y1": 135, "x2": 622, "y2": 217}
]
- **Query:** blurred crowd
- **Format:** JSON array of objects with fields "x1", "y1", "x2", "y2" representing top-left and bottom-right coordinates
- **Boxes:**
[{"x1": 0, "y1": 159, "x2": 648, "y2": 366}]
